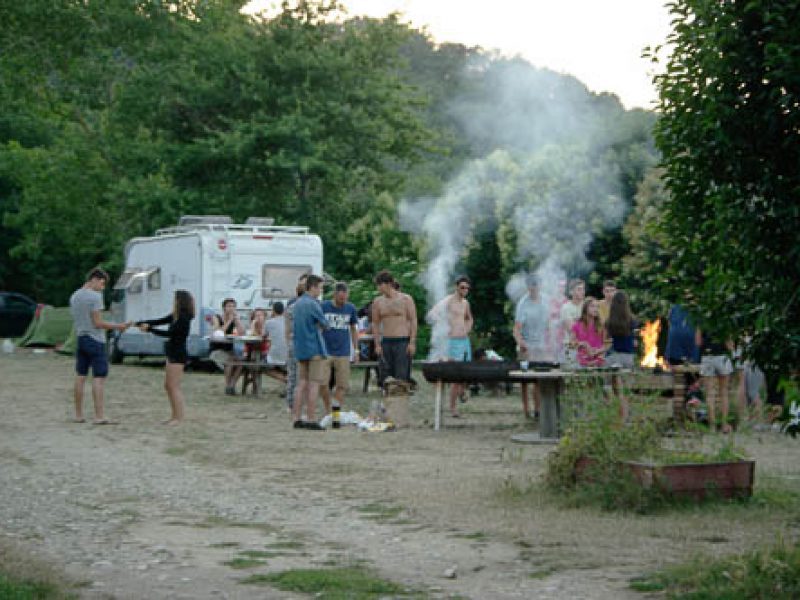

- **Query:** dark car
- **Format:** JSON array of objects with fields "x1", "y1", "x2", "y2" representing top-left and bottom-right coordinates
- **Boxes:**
[{"x1": 0, "y1": 292, "x2": 39, "y2": 338}]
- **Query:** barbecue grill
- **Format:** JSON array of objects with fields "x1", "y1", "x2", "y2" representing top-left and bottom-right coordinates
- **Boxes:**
[{"x1": 421, "y1": 360, "x2": 561, "y2": 384}]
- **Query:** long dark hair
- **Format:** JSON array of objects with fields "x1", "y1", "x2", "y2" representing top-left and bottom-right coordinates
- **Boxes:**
[
  {"x1": 173, "y1": 290, "x2": 196, "y2": 319},
  {"x1": 606, "y1": 291, "x2": 633, "y2": 337},
  {"x1": 579, "y1": 297, "x2": 603, "y2": 335}
]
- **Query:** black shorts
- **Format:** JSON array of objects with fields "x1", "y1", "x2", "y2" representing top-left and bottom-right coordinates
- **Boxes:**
[
  {"x1": 379, "y1": 337, "x2": 411, "y2": 383},
  {"x1": 76, "y1": 336, "x2": 109, "y2": 377},
  {"x1": 165, "y1": 342, "x2": 188, "y2": 365}
]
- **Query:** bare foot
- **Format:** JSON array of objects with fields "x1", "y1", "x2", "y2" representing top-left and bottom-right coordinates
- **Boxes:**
[
  {"x1": 72, "y1": 418, "x2": 86, "y2": 423},
  {"x1": 163, "y1": 419, "x2": 182, "y2": 427}
]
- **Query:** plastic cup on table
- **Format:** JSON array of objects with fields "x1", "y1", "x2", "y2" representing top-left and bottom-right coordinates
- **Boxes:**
[{"x1": 520, "y1": 360, "x2": 529, "y2": 371}]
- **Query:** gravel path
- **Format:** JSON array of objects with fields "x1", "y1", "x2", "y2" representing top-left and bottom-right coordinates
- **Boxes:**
[{"x1": 10, "y1": 351, "x2": 785, "y2": 598}]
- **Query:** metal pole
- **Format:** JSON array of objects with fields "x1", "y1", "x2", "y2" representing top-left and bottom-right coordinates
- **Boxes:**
[{"x1": 434, "y1": 381, "x2": 442, "y2": 431}]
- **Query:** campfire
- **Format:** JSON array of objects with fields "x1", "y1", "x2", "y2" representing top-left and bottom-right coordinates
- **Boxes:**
[{"x1": 639, "y1": 319, "x2": 668, "y2": 370}]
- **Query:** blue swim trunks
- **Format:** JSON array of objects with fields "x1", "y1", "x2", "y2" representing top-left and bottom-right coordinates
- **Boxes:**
[{"x1": 448, "y1": 337, "x2": 472, "y2": 362}]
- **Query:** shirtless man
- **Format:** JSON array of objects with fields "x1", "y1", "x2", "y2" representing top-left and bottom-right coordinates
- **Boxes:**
[
  {"x1": 427, "y1": 276, "x2": 473, "y2": 417},
  {"x1": 372, "y1": 270, "x2": 417, "y2": 384}
]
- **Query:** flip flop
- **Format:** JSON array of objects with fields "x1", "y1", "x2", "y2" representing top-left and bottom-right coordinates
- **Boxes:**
[{"x1": 93, "y1": 419, "x2": 119, "y2": 425}]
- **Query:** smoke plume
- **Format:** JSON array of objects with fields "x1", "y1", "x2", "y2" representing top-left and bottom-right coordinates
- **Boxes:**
[{"x1": 401, "y1": 59, "x2": 627, "y2": 358}]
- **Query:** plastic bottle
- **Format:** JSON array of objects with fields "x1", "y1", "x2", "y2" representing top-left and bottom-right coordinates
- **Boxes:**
[
  {"x1": 2, "y1": 339, "x2": 14, "y2": 354},
  {"x1": 332, "y1": 401, "x2": 341, "y2": 429}
]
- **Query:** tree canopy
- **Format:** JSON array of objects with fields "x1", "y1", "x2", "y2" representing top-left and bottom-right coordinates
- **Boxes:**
[
  {"x1": 1, "y1": 0, "x2": 660, "y2": 357},
  {"x1": 652, "y1": 0, "x2": 800, "y2": 373}
]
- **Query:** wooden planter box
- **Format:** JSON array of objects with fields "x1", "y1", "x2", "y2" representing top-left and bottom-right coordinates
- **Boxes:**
[{"x1": 623, "y1": 460, "x2": 755, "y2": 500}]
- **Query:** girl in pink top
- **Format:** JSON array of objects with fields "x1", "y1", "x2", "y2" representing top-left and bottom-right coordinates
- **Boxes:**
[{"x1": 571, "y1": 297, "x2": 609, "y2": 367}]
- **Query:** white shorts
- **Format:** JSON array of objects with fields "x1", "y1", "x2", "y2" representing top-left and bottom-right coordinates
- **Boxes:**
[
  {"x1": 606, "y1": 352, "x2": 634, "y2": 369},
  {"x1": 700, "y1": 354, "x2": 733, "y2": 377}
]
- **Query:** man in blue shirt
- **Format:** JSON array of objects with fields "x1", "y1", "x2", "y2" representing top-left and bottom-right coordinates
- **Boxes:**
[
  {"x1": 321, "y1": 282, "x2": 359, "y2": 414},
  {"x1": 292, "y1": 274, "x2": 329, "y2": 430}
]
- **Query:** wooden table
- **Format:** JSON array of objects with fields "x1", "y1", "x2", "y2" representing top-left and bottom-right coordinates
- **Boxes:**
[
  {"x1": 429, "y1": 369, "x2": 573, "y2": 436},
  {"x1": 227, "y1": 335, "x2": 265, "y2": 395},
  {"x1": 507, "y1": 370, "x2": 572, "y2": 441}
]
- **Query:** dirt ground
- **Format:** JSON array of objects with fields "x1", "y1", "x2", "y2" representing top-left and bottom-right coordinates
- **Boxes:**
[{"x1": 1, "y1": 350, "x2": 799, "y2": 599}]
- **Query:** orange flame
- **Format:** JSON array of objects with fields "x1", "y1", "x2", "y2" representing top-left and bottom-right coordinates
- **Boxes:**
[{"x1": 639, "y1": 320, "x2": 668, "y2": 369}]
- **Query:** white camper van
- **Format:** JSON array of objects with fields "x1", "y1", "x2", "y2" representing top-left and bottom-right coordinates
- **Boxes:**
[{"x1": 109, "y1": 215, "x2": 323, "y2": 362}]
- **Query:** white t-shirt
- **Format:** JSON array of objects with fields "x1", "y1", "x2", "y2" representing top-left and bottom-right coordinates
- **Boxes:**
[
  {"x1": 560, "y1": 301, "x2": 582, "y2": 330},
  {"x1": 515, "y1": 295, "x2": 548, "y2": 347},
  {"x1": 69, "y1": 287, "x2": 105, "y2": 343},
  {"x1": 264, "y1": 317, "x2": 287, "y2": 365}
]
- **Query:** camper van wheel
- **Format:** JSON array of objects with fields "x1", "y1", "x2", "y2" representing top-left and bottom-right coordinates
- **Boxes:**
[{"x1": 108, "y1": 336, "x2": 124, "y2": 364}]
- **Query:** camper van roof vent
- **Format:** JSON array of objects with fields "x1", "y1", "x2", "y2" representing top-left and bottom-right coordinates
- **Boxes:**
[
  {"x1": 178, "y1": 215, "x2": 233, "y2": 226},
  {"x1": 245, "y1": 217, "x2": 275, "y2": 226}
]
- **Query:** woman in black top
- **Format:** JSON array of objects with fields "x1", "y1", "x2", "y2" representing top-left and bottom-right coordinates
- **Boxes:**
[{"x1": 137, "y1": 290, "x2": 195, "y2": 425}]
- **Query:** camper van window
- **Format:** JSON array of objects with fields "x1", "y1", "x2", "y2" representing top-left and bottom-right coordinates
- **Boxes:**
[
  {"x1": 113, "y1": 269, "x2": 139, "y2": 290},
  {"x1": 147, "y1": 268, "x2": 161, "y2": 291},
  {"x1": 261, "y1": 265, "x2": 312, "y2": 298},
  {"x1": 128, "y1": 277, "x2": 143, "y2": 294}
]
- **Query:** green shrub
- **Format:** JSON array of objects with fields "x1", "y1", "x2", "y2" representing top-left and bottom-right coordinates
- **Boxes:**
[
  {"x1": 630, "y1": 539, "x2": 800, "y2": 598},
  {"x1": 545, "y1": 381, "x2": 749, "y2": 512}
]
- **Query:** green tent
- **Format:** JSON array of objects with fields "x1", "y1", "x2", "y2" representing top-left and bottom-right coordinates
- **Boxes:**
[
  {"x1": 58, "y1": 328, "x2": 77, "y2": 355},
  {"x1": 55, "y1": 310, "x2": 114, "y2": 355},
  {"x1": 17, "y1": 306, "x2": 74, "y2": 347}
]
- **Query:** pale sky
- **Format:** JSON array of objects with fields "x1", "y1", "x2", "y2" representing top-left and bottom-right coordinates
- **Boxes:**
[{"x1": 246, "y1": 1, "x2": 672, "y2": 110}]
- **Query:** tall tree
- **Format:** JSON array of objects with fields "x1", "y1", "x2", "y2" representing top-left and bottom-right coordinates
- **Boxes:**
[
  {"x1": 653, "y1": 0, "x2": 800, "y2": 373},
  {"x1": 0, "y1": 1, "x2": 434, "y2": 302}
]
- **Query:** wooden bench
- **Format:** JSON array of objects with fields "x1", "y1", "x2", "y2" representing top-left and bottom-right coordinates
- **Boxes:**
[{"x1": 227, "y1": 360, "x2": 287, "y2": 395}]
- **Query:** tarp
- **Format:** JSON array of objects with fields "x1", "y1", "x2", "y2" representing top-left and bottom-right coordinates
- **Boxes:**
[{"x1": 17, "y1": 306, "x2": 73, "y2": 348}]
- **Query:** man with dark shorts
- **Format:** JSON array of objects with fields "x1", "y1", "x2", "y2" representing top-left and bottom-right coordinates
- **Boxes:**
[
  {"x1": 69, "y1": 268, "x2": 130, "y2": 424},
  {"x1": 372, "y1": 270, "x2": 417, "y2": 385}
]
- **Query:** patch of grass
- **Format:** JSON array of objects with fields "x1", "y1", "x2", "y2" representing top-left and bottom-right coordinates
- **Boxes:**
[
  {"x1": 239, "y1": 567, "x2": 425, "y2": 598},
  {"x1": 750, "y1": 480, "x2": 800, "y2": 510},
  {"x1": 452, "y1": 531, "x2": 488, "y2": 541},
  {"x1": 0, "y1": 540, "x2": 76, "y2": 599},
  {"x1": 0, "y1": 574, "x2": 66, "y2": 599},
  {"x1": 209, "y1": 542, "x2": 240, "y2": 548},
  {"x1": 528, "y1": 567, "x2": 555, "y2": 579},
  {"x1": 629, "y1": 540, "x2": 800, "y2": 597},
  {"x1": 264, "y1": 540, "x2": 305, "y2": 550},
  {"x1": 165, "y1": 446, "x2": 188, "y2": 456},
  {"x1": 223, "y1": 557, "x2": 266, "y2": 570},
  {"x1": 196, "y1": 516, "x2": 275, "y2": 532},
  {"x1": 356, "y1": 502, "x2": 404, "y2": 523},
  {"x1": 239, "y1": 550, "x2": 287, "y2": 559}
]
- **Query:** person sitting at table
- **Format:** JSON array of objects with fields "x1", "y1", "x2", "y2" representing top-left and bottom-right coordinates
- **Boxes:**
[
  {"x1": 246, "y1": 307, "x2": 270, "y2": 358},
  {"x1": 212, "y1": 298, "x2": 244, "y2": 395},
  {"x1": 571, "y1": 297, "x2": 609, "y2": 368},
  {"x1": 605, "y1": 290, "x2": 638, "y2": 420},
  {"x1": 265, "y1": 302, "x2": 288, "y2": 370}
]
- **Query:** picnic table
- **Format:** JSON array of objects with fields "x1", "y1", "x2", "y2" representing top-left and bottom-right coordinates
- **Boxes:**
[
  {"x1": 225, "y1": 335, "x2": 287, "y2": 396},
  {"x1": 507, "y1": 368, "x2": 633, "y2": 442}
]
